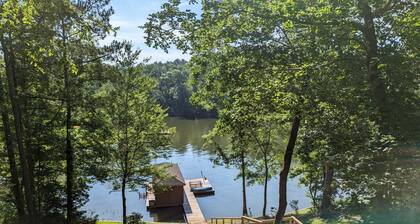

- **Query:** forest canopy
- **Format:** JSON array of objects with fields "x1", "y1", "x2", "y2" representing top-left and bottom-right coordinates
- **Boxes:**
[{"x1": 142, "y1": 59, "x2": 216, "y2": 118}]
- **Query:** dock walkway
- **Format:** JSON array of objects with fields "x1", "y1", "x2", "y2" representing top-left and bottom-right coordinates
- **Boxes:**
[{"x1": 183, "y1": 178, "x2": 207, "y2": 224}]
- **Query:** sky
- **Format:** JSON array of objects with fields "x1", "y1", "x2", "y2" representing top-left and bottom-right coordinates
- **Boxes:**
[{"x1": 106, "y1": 0, "x2": 197, "y2": 63}]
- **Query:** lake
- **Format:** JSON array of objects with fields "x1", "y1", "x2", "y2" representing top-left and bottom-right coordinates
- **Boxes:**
[{"x1": 83, "y1": 118, "x2": 311, "y2": 222}]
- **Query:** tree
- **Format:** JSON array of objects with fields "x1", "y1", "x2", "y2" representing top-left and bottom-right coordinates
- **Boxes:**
[
  {"x1": 51, "y1": 1, "x2": 113, "y2": 222},
  {"x1": 293, "y1": 102, "x2": 395, "y2": 217},
  {"x1": 98, "y1": 42, "x2": 171, "y2": 224},
  {"x1": 142, "y1": 59, "x2": 215, "y2": 118},
  {"x1": 271, "y1": 0, "x2": 420, "y2": 217},
  {"x1": 247, "y1": 118, "x2": 285, "y2": 217},
  {"x1": 0, "y1": 1, "x2": 37, "y2": 221},
  {"x1": 0, "y1": 0, "x2": 416, "y2": 223},
  {"x1": 206, "y1": 118, "x2": 251, "y2": 216},
  {"x1": 0, "y1": 61, "x2": 25, "y2": 223},
  {"x1": 1, "y1": 1, "x2": 114, "y2": 223},
  {"x1": 143, "y1": 1, "x2": 310, "y2": 221}
]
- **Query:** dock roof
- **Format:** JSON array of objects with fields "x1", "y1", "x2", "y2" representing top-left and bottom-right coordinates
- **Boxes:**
[{"x1": 159, "y1": 163, "x2": 185, "y2": 186}]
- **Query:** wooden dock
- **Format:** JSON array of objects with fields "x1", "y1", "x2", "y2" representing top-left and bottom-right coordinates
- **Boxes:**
[{"x1": 183, "y1": 178, "x2": 207, "y2": 224}]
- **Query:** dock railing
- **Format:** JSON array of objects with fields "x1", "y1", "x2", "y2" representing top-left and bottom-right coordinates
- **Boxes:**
[
  {"x1": 209, "y1": 216, "x2": 303, "y2": 224},
  {"x1": 210, "y1": 217, "x2": 242, "y2": 224}
]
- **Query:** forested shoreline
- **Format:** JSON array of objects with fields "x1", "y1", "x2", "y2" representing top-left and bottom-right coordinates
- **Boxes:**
[
  {"x1": 0, "y1": 1, "x2": 419, "y2": 224},
  {"x1": 143, "y1": 60, "x2": 217, "y2": 119}
]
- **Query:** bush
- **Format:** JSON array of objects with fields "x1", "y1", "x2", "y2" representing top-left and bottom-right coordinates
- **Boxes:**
[{"x1": 127, "y1": 212, "x2": 145, "y2": 224}]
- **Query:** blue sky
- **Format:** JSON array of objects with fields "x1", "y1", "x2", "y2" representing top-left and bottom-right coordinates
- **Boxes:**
[{"x1": 106, "y1": 0, "x2": 198, "y2": 62}]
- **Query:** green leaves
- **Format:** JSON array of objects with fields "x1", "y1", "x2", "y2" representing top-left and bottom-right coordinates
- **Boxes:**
[
  {"x1": 0, "y1": 0, "x2": 118, "y2": 222},
  {"x1": 141, "y1": 59, "x2": 214, "y2": 118},
  {"x1": 144, "y1": 0, "x2": 419, "y2": 216},
  {"x1": 100, "y1": 41, "x2": 171, "y2": 191}
]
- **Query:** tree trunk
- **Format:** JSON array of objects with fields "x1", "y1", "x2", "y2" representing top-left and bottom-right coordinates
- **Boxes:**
[
  {"x1": 274, "y1": 117, "x2": 300, "y2": 224},
  {"x1": 0, "y1": 79, "x2": 25, "y2": 223},
  {"x1": 62, "y1": 22, "x2": 74, "y2": 224},
  {"x1": 19, "y1": 54, "x2": 38, "y2": 223},
  {"x1": 358, "y1": 0, "x2": 386, "y2": 118},
  {"x1": 320, "y1": 165, "x2": 334, "y2": 217},
  {"x1": 65, "y1": 98, "x2": 74, "y2": 224},
  {"x1": 122, "y1": 81, "x2": 130, "y2": 224},
  {"x1": 26, "y1": 146, "x2": 36, "y2": 219},
  {"x1": 240, "y1": 150, "x2": 248, "y2": 216},
  {"x1": 1, "y1": 36, "x2": 36, "y2": 224},
  {"x1": 122, "y1": 175, "x2": 127, "y2": 224},
  {"x1": 262, "y1": 154, "x2": 269, "y2": 217}
]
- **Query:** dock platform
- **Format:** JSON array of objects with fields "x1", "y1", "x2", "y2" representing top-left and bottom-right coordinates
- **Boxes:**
[
  {"x1": 189, "y1": 177, "x2": 215, "y2": 195},
  {"x1": 183, "y1": 178, "x2": 208, "y2": 224}
]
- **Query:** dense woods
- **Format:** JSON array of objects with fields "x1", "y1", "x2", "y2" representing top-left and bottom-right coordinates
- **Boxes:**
[
  {"x1": 0, "y1": 0, "x2": 418, "y2": 224},
  {"x1": 143, "y1": 59, "x2": 216, "y2": 119}
]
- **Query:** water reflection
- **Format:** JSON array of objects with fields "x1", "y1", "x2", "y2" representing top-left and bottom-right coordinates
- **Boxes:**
[
  {"x1": 83, "y1": 118, "x2": 310, "y2": 221},
  {"x1": 167, "y1": 118, "x2": 217, "y2": 151}
]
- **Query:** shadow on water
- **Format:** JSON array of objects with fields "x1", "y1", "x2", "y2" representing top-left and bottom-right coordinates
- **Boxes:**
[{"x1": 148, "y1": 207, "x2": 185, "y2": 223}]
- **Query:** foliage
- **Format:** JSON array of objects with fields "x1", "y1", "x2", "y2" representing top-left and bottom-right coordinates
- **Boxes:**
[
  {"x1": 127, "y1": 212, "x2": 144, "y2": 224},
  {"x1": 100, "y1": 41, "x2": 172, "y2": 190},
  {"x1": 279, "y1": 0, "x2": 420, "y2": 214},
  {"x1": 0, "y1": 0, "x2": 114, "y2": 223},
  {"x1": 142, "y1": 59, "x2": 216, "y2": 118},
  {"x1": 144, "y1": 0, "x2": 420, "y2": 221},
  {"x1": 0, "y1": 0, "x2": 418, "y2": 223},
  {"x1": 143, "y1": 0, "x2": 311, "y2": 219},
  {"x1": 97, "y1": 41, "x2": 172, "y2": 223}
]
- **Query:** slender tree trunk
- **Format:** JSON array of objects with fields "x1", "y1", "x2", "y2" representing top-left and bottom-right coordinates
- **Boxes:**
[
  {"x1": 274, "y1": 117, "x2": 300, "y2": 224},
  {"x1": 26, "y1": 146, "x2": 36, "y2": 218},
  {"x1": 1, "y1": 36, "x2": 36, "y2": 224},
  {"x1": 0, "y1": 79, "x2": 25, "y2": 223},
  {"x1": 358, "y1": 0, "x2": 391, "y2": 210},
  {"x1": 320, "y1": 165, "x2": 334, "y2": 217},
  {"x1": 240, "y1": 150, "x2": 248, "y2": 216},
  {"x1": 19, "y1": 52, "x2": 39, "y2": 223},
  {"x1": 358, "y1": 0, "x2": 386, "y2": 117},
  {"x1": 65, "y1": 97, "x2": 74, "y2": 224},
  {"x1": 262, "y1": 154, "x2": 269, "y2": 217},
  {"x1": 122, "y1": 78, "x2": 130, "y2": 224},
  {"x1": 62, "y1": 23, "x2": 74, "y2": 224},
  {"x1": 122, "y1": 175, "x2": 127, "y2": 224}
]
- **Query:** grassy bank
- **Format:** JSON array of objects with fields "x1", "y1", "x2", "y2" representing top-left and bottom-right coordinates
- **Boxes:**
[
  {"x1": 289, "y1": 207, "x2": 419, "y2": 224},
  {"x1": 97, "y1": 221, "x2": 121, "y2": 224},
  {"x1": 284, "y1": 207, "x2": 361, "y2": 224}
]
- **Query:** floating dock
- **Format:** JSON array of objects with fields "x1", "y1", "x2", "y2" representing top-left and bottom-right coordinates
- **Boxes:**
[
  {"x1": 183, "y1": 178, "x2": 208, "y2": 224},
  {"x1": 189, "y1": 178, "x2": 215, "y2": 195}
]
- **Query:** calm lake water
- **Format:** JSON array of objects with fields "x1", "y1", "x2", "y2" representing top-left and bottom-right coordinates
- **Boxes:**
[{"x1": 83, "y1": 118, "x2": 310, "y2": 222}]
